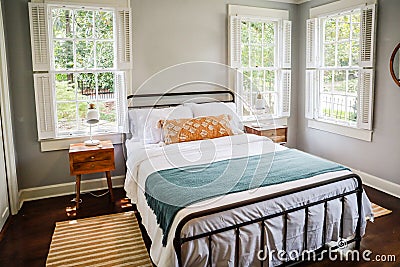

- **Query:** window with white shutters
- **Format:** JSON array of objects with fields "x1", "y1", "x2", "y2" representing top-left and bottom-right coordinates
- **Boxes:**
[
  {"x1": 28, "y1": 3, "x2": 131, "y2": 140},
  {"x1": 228, "y1": 6, "x2": 291, "y2": 119},
  {"x1": 305, "y1": 4, "x2": 376, "y2": 131}
]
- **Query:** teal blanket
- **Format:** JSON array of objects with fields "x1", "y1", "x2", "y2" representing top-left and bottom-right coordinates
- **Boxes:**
[{"x1": 144, "y1": 149, "x2": 349, "y2": 246}]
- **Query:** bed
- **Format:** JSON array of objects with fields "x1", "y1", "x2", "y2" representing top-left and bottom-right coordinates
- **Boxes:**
[{"x1": 124, "y1": 91, "x2": 373, "y2": 267}]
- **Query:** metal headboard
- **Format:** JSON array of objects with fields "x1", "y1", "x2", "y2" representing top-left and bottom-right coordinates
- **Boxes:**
[{"x1": 127, "y1": 90, "x2": 235, "y2": 109}]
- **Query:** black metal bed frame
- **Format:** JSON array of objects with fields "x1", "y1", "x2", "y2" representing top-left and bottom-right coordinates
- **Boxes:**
[{"x1": 126, "y1": 90, "x2": 364, "y2": 267}]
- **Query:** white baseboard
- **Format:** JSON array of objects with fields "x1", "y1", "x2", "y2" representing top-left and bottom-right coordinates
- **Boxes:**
[
  {"x1": 351, "y1": 169, "x2": 400, "y2": 199},
  {"x1": 18, "y1": 175, "x2": 125, "y2": 209}
]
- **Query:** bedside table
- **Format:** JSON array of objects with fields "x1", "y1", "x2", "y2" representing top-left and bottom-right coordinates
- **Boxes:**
[
  {"x1": 69, "y1": 140, "x2": 115, "y2": 209},
  {"x1": 244, "y1": 124, "x2": 288, "y2": 144}
]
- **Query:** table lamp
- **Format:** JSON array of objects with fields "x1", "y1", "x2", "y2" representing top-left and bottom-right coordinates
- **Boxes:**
[{"x1": 84, "y1": 103, "x2": 100, "y2": 146}]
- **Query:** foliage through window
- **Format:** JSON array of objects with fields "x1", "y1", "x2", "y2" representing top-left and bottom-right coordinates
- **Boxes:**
[
  {"x1": 50, "y1": 7, "x2": 117, "y2": 136},
  {"x1": 29, "y1": 2, "x2": 131, "y2": 141},
  {"x1": 306, "y1": 3, "x2": 376, "y2": 131},
  {"x1": 319, "y1": 10, "x2": 361, "y2": 125},
  {"x1": 241, "y1": 19, "x2": 278, "y2": 116},
  {"x1": 229, "y1": 10, "x2": 291, "y2": 119}
]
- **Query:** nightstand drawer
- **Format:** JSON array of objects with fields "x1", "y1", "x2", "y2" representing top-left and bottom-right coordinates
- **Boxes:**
[
  {"x1": 72, "y1": 160, "x2": 114, "y2": 173},
  {"x1": 71, "y1": 150, "x2": 112, "y2": 163},
  {"x1": 261, "y1": 128, "x2": 286, "y2": 138}
]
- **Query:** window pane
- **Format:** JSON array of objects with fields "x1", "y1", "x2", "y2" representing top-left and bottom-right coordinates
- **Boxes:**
[
  {"x1": 332, "y1": 95, "x2": 346, "y2": 120},
  {"x1": 334, "y1": 70, "x2": 346, "y2": 93},
  {"x1": 75, "y1": 10, "x2": 94, "y2": 38},
  {"x1": 98, "y1": 101, "x2": 117, "y2": 131},
  {"x1": 251, "y1": 70, "x2": 263, "y2": 91},
  {"x1": 347, "y1": 97, "x2": 357, "y2": 122},
  {"x1": 324, "y1": 44, "x2": 335, "y2": 66},
  {"x1": 337, "y1": 42, "x2": 350, "y2": 66},
  {"x1": 322, "y1": 70, "x2": 333, "y2": 92},
  {"x1": 241, "y1": 21, "x2": 249, "y2": 44},
  {"x1": 351, "y1": 13, "x2": 361, "y2": 40},
  {"x1": 265, "y1": 71, "x2": 275, "y2": 92},
  {"x1": 338, "y1": 15, "x2": 350, "y2": 40},
  {"x1": 243, "y1": 71, "x2": 251, "y2": 93},
  {"x1": 348, "y1": 70, "x2": 359, "y2": 94},
  {"x1": 98, "y1": 72, "x2": 115, "y2": 100},
  {"x1": 96, "y1": 41, "x2": 114, "y2": 68},
  {"x1": 263, "y1": 46, "x2": 274, "y2": 67},
  {"x1": 250, "y1": 46, "x2": 262, "y2": 67},
  {"x1": 264, "y1": 93, "x2": 275, "y2": 114},
  {"x1": 324, "y1": 18, "x2": 336, "y2": 43},
  {"x1": 95, "y1": 11, "x2": 113, "y2": 39},
  {"x1": 241, "y1": 45, "x2": 249, "y2": 67},
  {"x1": 54, "y1": 40, "x2": 73, "y2": 69},
  {"x1": 320, "y1": 94, "x2": 332, "y2": 118},
  {"x1": 76, "y1": 41, "x2": 94, "y2": 69},
  {"x1": 351, "y1": 41, "x2": 360, "y2": 66},
  {"x1": 263, "y1": 23, "x2": 274, "y2": 45},
  {"x1": 57, "y1": 102, "x2": 77, "y2": 132},
  {"x1": 52, "y1": 8, "x2": 73, "y2": 38},
  {"x1": 77, "y1": 73, "x2": 96, "y2": 100},
  {"x1": 250, "y1": 22, "x2": 262, "y2": 44},
  {"x1": 77, "y1": 102, "x2": 89, "y2": 130},
  {"x1": 55, "y1": 73, "x2": 75, "y2": 101}
]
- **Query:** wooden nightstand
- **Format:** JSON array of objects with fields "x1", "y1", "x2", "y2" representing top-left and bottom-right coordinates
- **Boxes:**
[
  {"x1": 69, "y1": 140, "x2": 115, "y2": 209},
  {"x1": 244, "y1": 124, "x2": 288, "y2": 144}
]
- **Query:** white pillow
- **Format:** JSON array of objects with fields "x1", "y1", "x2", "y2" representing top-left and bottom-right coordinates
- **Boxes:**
[
  {"x1": 184, "y1": 102, "x2": 243, "y2": 134},
  {"x1": 131, "y1": 106, "x2": 193, "y2": 144}
]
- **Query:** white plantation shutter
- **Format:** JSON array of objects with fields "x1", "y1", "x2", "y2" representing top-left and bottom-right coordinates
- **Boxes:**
[
  {"x1": 116, "y1": 8, "x2": 132, "y2": 70},
  {"x1": 115, "y1": 72, "x2": 128, "y2": 133},
  {"x1": 33, "y1": 74, "x2": 55, "y2": 139},
  {"x1": 229, "y1": 15, "x2": 241, "y2": 68},
  {"x1": 357, "y1": 69, "x2": 374, "y2": 130},
  {"x1": 306, "y1": 18, "x2": 318, "y2": 69},
  {"x1": 28, "y1": 3, "x2": 49, "y2": 71},
  {"x1": 360, "y1": 4, "x2": 376, "y2": 68},
  {"x1": 279, "y1": 70, "x2": 291, "y2": 117},
  {"x1": 305, "y1": 70, "x2": 317, "y2": 119},
  {"x1": 281, "y1": 20, "x2": 292, "y2": 68}
]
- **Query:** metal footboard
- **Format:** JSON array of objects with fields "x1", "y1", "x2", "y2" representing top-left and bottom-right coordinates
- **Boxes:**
[{"x1": 173, "y1": 174, "x2": 364, "y2": 267}]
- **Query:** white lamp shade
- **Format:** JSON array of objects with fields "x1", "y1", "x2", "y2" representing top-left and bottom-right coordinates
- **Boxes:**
[
  {"x1": 86, "y1": 109, "x2": 99, "y2": 124},
  {"x1": 255, "y1": 98, "x2": 266, "y2": 110}
]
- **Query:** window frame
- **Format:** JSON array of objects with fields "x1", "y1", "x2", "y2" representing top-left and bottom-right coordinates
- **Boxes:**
[
  {"x1": 48, "y1": 5, "x2": 119, "y2": 137},
  {"x1": 29, "y1": 1, "x2": 131, "y2": 149},
  {"x1": 228, "y1": 5, "x2": 292, "y2": 122},
  {"x1": 305, "y1": 0, "x2": 376, "y2": 141}
]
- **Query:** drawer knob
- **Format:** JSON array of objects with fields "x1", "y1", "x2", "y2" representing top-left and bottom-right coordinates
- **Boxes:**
[
  {"x1": 90, "y1": 156, "x2": 95, "y2": 159},
  {"x1": 91, "y1": 164, "x2": 95, "y2": 168}
]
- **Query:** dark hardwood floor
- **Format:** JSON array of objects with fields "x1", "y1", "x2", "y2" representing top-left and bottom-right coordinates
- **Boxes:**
[{"x1": 0, "y1": 186, "x2": 398, "y2": 267}]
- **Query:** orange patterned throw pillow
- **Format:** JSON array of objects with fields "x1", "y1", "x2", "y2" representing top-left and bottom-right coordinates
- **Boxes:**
[{"x1": 160, "y1": 114, "x2": 234, "y2": 144}]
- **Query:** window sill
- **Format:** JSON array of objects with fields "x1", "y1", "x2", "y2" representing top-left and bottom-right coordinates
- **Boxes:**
[
  {"x1": 307, "y1": 119, "x2": 372, "y2": 142},
  {"x1": 39, "y1": 133, "x2": 124, "y2": 152},
  {"x1": 242, "y1": 116, "x2": 288, "y2": 126}
]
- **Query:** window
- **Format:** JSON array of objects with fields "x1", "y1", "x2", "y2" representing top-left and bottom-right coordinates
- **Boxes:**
[
  {"x1": 29, "y1": 3, "x2": 131, "y2": 140},
  {"x1": 306, "y1": 2, "x2": 376, "y2": 131},
  {"x1": 228, "y1": 5, "x2": 291, "y2": 119}
]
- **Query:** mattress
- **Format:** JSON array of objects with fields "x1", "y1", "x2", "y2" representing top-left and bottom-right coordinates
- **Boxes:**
[{"x1": 124, "y1": 134, "x2": 373, "y2": 266}]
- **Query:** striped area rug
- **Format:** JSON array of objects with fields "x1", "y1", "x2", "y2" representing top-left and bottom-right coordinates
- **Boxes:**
[
  {"x1": 46, "y1": 212, "x2": 152, "y2": 267},
  {"x1": 371, "y1": 203, "x2": 392, "y2": 219}
]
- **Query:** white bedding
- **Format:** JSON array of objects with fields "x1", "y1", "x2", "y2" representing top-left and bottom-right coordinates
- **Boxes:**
[{"x1": 124, "y1": 134, "x2": 373, "y2": 267}]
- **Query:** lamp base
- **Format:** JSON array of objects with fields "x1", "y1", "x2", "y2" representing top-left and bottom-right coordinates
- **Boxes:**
[{"x1": 84, "y1": 139, "x2": 100, "y2": 146}]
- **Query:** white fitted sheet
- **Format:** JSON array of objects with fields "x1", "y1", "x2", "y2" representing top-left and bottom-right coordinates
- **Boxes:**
[{"x1": 124, "y1": 134, "x2": 373, "y2": 267}]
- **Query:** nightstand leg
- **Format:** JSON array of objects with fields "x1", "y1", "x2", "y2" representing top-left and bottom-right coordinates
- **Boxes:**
[
  {"x1": 75, "y1": 175, "x2": 81, "y2": 209},
  {"x1": 105, "y1": 171, "x2": 114, "y2": 203}
]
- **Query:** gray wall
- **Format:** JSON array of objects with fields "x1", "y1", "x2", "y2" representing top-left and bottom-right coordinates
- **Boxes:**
[
  {"x1": 2, "y1": 0, "x2": 298, "y2": 189},
  {"x1": 296, "y1": 0, "x2": 400, "y2": 185}
]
